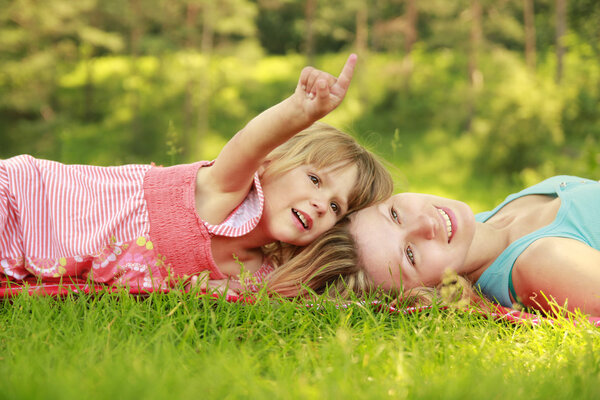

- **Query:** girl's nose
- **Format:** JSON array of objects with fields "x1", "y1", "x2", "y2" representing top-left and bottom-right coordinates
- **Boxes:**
[
  {"x1": 310, "y1": 196, "x2": 328, "y2": 215},
  {"x1": 409, "y1": 214, "x2": 436, "y2": 240}
]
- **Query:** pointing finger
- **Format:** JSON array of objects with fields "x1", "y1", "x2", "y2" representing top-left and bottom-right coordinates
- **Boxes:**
[{"x1": 335, "y1": 53, "x2": 357, "y2": 92}]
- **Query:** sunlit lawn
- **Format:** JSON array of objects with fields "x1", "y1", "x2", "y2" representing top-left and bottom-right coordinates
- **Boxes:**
[{"x1": 1, "y1": 290, "x2": 599, "y2": 399}]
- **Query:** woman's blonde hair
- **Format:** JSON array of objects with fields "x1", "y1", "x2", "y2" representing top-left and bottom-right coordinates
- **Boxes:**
[
  {"x1": 262, "y1": 122, "x2": 393, "y2": 214},
  {"x1": 266, "y1": 217, "x2": 485, "y2": 309}
]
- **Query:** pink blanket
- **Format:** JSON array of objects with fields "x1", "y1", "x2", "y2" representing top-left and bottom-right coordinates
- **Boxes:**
[{"x1": 2, "y1": 279, "x2": 599, "y2": 327}]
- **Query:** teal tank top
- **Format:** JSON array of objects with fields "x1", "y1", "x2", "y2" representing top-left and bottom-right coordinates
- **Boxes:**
[{"x1": 475, "y1": 176, "x2": 600, "y2": 307}]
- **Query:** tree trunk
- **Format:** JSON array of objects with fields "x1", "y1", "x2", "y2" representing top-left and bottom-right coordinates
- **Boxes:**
[
  {"x1": 404, "y1": 0, "x2": 418, "y2": 54},
  {"x1": 355, "y1": 3, "x2": 369, "y2": 105},
  {"x1": 468, "y1": 0, "x2": 482, "y2": 89},
  {"x1": 183, "y1": 2, "x2": 200, "y2": 157},
  {"x1": 84, "y1": 56, "x2": 94, "y2": 121},
  {"x1": 555, "y1": 0, "x2": 567, "y2": 84},
  {"x1": 195, "y1": 1, "x2": 214, "y2": 159},
  {"x1": 304, "y1": 0, "x2": 316, "y2": 65},
  {"x1": 466, "y1": 0, "x2": 483, "y2": 132},
  {"x1": 523, "y1": 0, "x2": 536, "y2": 72},
  {"x1": 129, "y1": 0, "x2": 142, "y2": 152},
  {"x1": 402, "y1": 0, "x2": 418, "y2": 89},
  {"x1": 355, "y1": 4, "x2": 368, "y2": 56}
]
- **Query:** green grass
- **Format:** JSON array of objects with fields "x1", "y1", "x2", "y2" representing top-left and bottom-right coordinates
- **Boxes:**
[{"x1": 1, "y1": 291, "x2": 599, "y2": 399}]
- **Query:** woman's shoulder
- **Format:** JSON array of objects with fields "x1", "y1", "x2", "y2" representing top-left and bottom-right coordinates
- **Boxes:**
[
  {"x1": 517, "y1": 236, "x2": 563, "y2": 259},
  {"x1": 515, "y1": 236, "x2": 596, "y2": 274},
  {"x1": 512, "y1": 236, "x2": 600, "y2": 312},
  {"x1": 511, "y1": 238, "x2": 566, "y2": 299}
]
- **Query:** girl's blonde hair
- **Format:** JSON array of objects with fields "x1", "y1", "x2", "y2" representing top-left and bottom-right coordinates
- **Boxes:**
[
  {"x1": 262, "y1": 122, "x2": 393, "y2": 214},
  {"x1": 266, "y1": 218, "x2": 372, "y2": 298},
  {"x1": 262, "y1": 122, "x2": 393, "y2": 293}
]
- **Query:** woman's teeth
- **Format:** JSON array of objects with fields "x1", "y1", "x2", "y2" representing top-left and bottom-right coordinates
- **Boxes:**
[
  {"x1": 293, "y1": 209, "x2": 308, "y2": 229},
  {"x1": 438, "y1": 208, "x2": 453, "y2": 241}
]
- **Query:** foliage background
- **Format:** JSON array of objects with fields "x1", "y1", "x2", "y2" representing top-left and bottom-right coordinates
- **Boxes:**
[
  {"x1": 1, "y1": 0, "x2": 599, "y2": 210},
  {"x1": 2, "y1": 2, "x2": 600, "y2": 399}
]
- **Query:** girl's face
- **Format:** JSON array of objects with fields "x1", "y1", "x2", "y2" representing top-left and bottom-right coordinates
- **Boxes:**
[
  {"x1": 260, "y1": 163, "x2": 358, "y2": 246},
  {"x1": 349, "y1": 192, "x2": 476, "y2": 292}
]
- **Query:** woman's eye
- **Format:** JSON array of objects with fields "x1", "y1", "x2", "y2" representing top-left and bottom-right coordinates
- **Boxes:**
[
  {"x1": 309, "y1": 174, "x2": 320, "y2": 186},
  {"x1": 391, "y1": 208, "x2": 399, "y2": 223},
  {"x1": 406, "y1": 246, "x2": 415, "y2": 266},
  {"x1": 330, "y1": 202, "x2": 339, "y2": 214}
]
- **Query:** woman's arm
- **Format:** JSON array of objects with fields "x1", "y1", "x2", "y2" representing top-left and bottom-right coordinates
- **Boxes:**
[{"x1": 512, "y1": 237, "x2": 600, "y2": 316}]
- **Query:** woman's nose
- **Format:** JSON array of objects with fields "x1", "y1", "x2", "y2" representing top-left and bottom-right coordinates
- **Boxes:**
[{"x1": 409, "y1": 214, "x2": 436, "y2": 240}]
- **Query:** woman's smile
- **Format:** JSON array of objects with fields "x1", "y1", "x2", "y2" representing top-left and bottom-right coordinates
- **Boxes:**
[{"x1": 436, "y1": 206, "x2": 456, "y2": 243}]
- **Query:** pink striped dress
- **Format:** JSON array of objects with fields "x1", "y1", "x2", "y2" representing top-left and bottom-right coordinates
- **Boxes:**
[{"x1": 0, "y1": 155, "x2": 274, "y2": 293}]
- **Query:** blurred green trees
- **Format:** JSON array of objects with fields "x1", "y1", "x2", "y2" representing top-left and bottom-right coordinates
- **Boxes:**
[{"x1": 1, "y1": 0, "x2": 598, "y2": 207}]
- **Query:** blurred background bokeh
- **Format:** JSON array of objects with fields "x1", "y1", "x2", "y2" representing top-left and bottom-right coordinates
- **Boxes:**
[{"x1": 1, "y1": 0, "x2": 599, "y2": 211}]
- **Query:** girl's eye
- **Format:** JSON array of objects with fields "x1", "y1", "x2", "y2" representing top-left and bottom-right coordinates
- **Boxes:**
[
  {"x1": 309, "y1": 174, "x2": 320, "y2": 186},
  {"x1": 330, "y1": 202, "x2": 339, "y2": 214},
  {"x1": 406, "y1": 246, "x2": 415, "y2": 266}
]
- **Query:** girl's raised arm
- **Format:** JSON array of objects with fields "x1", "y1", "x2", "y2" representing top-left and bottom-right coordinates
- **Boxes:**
[{"x1": 205, "y1": 54, "x2": 357, "y2": 196}]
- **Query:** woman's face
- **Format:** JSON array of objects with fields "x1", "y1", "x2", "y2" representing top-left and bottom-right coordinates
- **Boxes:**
[{"x1": 349, "y1": 192, "x2": 476, "y2": 292}]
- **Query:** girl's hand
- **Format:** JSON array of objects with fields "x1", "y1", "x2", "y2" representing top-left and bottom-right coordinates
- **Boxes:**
[
  {"x1": 294, "y1": 53, "x2": 357, "y2": 121},
  {"x1": 195, "y1": 53, "x2": 358, "y2": 219},
  {"x1": 187, "y1": 275, "x2": 241, "y2": 297}
]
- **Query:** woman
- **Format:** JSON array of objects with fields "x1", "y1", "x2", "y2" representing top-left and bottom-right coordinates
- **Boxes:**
[{"x1": 268, "y1": 175, "x2": 600, "y2": 316}]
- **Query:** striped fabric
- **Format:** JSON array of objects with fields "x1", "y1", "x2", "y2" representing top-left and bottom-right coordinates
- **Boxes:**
[
  {"x1": 0, "y1": 155, "x2": 151, "y2": 260},
  {"x1": 0, "y1": 155, "x2": 271, "y2": 292}
]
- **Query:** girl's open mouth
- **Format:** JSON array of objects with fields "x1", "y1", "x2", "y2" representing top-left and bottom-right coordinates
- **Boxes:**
[{"x1": 292, "y1": 208, "x2": 311, "y2": 230}]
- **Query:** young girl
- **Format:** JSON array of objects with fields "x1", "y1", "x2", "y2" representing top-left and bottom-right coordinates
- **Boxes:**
[
  {"x1": 270, "y1": 176, "x2": 600, "y2": 317},
  {"x1": 0, "y1": 54, "x2": 393, "y2": 295}
]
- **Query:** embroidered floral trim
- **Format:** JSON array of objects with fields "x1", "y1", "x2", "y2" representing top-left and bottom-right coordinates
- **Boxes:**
[{"x1": 0, "y1": 236, "x2": 172, "y2": 290}]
